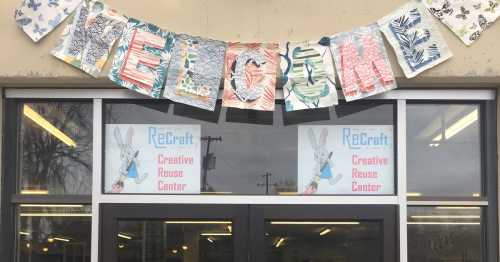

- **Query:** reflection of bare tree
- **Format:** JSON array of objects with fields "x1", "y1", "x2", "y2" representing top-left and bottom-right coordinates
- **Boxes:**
[{"x1": 20, "y1": 103, "x2": 93, "y2": 194}]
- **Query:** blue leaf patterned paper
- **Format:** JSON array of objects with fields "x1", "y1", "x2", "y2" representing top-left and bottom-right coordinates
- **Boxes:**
[
  {"x1": 51, "y1": 0, "x2": 127, "y2": 77},
  {"x1": 279, "y1": 39, "x2": 338, "y2": 111},
  {"x1": 108, "y1": 18, "x2": 176, "y2": 98},
  {"x1": 423, "y1": 0, "x2": 500, "y2": 46},
  {"x1": 163, "y1": 34, "x2": 226, "y2": 111},
  {"x1": 378, "y1": 1, "x2": 453, "y2": 78},
  {"x1": 15, "y1": 0, "x2": 83, "y2": 42}
]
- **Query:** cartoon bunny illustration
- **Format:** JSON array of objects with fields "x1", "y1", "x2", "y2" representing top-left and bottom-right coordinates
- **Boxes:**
[
  {"x1": 111, "y1": 126, "x2": 148, "y2": 193},
  {"x1": 303, "y1": 127, "x2": 343, "y2": 194}
]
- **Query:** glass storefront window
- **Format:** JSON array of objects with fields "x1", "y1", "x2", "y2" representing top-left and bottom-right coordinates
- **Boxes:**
[
  {"x1": 16, "y1": 205, "x2": 92, "y2": 262},
  {"x1": 103, "y1": 100, "x2": 394, "y2": 195},
  {"x1": 407, "y1": 206, "x2": 482, "y2": 262},
  {"x1": 266, "y1": 220, "x2": 382, "y2": 262},
  {"x1": 117, "y1": 220, "x2": 233, "y2": 262},
  {"x1": 407, "y1": 104, "x2": 482, "y2": 198},
  {"x1": 19, "y1": 102, "x2": 93, "y2": 195}
]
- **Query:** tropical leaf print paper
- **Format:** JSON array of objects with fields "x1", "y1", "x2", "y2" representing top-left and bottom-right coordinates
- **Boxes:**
[
  {"x1": 51, "y1": 0, "x2": 127, "y2": 77},
  {"x1": 108, "y1": 18, "x2": 175, "y2": 98},
  {"x1": 222, "y1": 43, "x2": 279, "y2": 111},
  {"x1": 280, "y1": 39, "x2": 338, "y2": 111},
  {"x1": 378, "y1": 1, "x2": 453, "y2": 78},
  {"x1": 424, "y1": 0, "x2": 500, "y2": 46},
  {"x1": 15, "y1": 0, "x2": 83, "y2": 42},
  {"x1": 330, "y1": 24, "x2": 397, "y2": 102},
  {"x1": 163, "y1": 34, "x2": 226, "y2": 111}
]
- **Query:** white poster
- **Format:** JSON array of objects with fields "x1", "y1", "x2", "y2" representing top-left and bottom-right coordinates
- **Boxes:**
[
  {"x1": 104, "y1": 124, "x2": 201, "y2": 194},
  {"x1": 298, "y1": 125, "x2": 394, "y2": 195}
]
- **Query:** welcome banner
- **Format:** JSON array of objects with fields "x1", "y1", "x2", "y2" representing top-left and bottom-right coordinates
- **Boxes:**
[{"x1": 15, "y1": 0, "x2": 500, "y2": 109}]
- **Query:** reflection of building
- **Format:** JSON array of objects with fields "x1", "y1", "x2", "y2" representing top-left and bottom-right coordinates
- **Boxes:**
[{"x1": 0, "y1": 1, "x2": 499, "y2": 262}]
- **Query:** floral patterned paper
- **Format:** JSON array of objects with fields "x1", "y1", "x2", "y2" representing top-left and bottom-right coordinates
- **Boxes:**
[
  {"x1": 15, "y1": 0, "x2": 83, "y2": 42},
  {"x1": 222, "y1": 43, "x2": 279, "y2": 111},
  {"x1": 423, "y1": 0, "x2": 500, "y2": 46},
  {"x1": 163, "y1": 34, "x2": 226, "y2": 111},
  {"x1": 51, "y1": 0, "x2": 127, "y2": 77},
  {"x1": 280, "y1": 39, "x2": 338, "y2": 111},
  {"x1": 330, "y1": 24, "x2": 397, "y2": 102},
  {"x1": 378, "y1": 1, "x2": 453, "y2": 78},
  {"x1": 108, "y1": 18, "x2": 175, "y2": 98}
]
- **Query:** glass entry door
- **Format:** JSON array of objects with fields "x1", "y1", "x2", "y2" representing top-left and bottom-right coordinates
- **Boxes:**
[
  {"x1": 249, "y1": 205, "x2": 396, "y2": 262},
  {"x1": 100, "y1": 205, "x2": 249, "y2": 262},
  {"x1": 100, "y1": 205, "x2": 396, "y2": 262}
]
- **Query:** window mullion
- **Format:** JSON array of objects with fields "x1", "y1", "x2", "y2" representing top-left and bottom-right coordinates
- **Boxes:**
[
  {"x1": 91, "y1": 98, "x2": 103, "y2": 262},
  {"x1": 397, "y1": 99, "x2": 408, "y2": 262}
]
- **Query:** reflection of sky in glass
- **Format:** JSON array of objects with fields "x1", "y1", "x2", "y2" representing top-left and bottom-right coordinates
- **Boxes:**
[
  {"x1": 104, "y1": 101, "x2": 393, "y2": 195},
  {"x1": 407, "y1": 104, "x2": 481, "y2": 197}
]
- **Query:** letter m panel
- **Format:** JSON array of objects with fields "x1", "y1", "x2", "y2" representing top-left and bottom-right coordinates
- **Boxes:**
[{"x1": 339, "y1": 36, "x2": 394, "y2": 98}]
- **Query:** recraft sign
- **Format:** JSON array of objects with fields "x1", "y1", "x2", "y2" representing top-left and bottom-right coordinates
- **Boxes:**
[
  {"x1": 104, "y1": 124, "x2": 201, "y2": 194},
  {"x1": 298, "y1": 125, "x2": 394, "y2": 195}
]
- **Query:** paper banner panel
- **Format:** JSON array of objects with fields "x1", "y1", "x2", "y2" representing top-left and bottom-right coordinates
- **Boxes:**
[
  {"x1": 424, "y1": 0, "x2": 500, "y2": 46},
  {"x1": 15, "y1": 0, "x2": 83, "y2": 42},
  {"x1": 279, "y1": 39, "x2": 338, "y2": 111},
  {"x1": 104, "y1": 124, "x2": 201, "y2": 194},
  {"x1": 51, "y1": 0, "x2": 126, "y2": 77},
  {"x1": 163, "y1": 34, "x2": 226, "y2": 111},
  {"x1": 378, "y1": 1, "x2": 453, "y2": 78},
  {"x1": 330, "y1": 24, "x2": 397, "y2": 102},
  {"x1": 298, "y1": 125, "x2": 394, "y2": 195},
  {"x1": 222, "y1": 43, "x2": 279, "y2": 111},
  {"x1": 108, "y1": 18, "x2": 176, "y2": 98}
]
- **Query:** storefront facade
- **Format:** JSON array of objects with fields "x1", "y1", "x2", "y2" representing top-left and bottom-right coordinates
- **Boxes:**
[{"x1": 1, "y1": 1, "x2": 500, "y2": 262}]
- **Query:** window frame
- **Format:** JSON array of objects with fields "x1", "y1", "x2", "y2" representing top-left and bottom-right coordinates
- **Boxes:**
[
  {"x1": 405, "y1": 99, "x2": 498, "y2": 262},
  {"x1": 100, "y1": 98, "x2": 398, "y2": 196},
  {"x1": 1, "y1": 98, "x2": 93, "y2": 262},
  {"x1": 0, "y1": 88, "x2": 497, "y2": 262}
]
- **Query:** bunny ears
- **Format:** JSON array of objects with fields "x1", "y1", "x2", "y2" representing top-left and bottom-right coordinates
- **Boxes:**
[
  {"x1": 308, "y1": 127, "x2": 328, "y2": 149},
  {"x1": 114, "y1": 126, "x2": 134, "y2": 148}
]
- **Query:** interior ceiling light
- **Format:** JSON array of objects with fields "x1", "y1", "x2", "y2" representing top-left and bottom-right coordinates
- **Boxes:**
[
  {"x1": 275, "y1": 238, "x2": 285, "y2": 248},
  {"x1": 411, "y1": 215, "x2": 480, "y2": 219},
  {"x1": 270, "y1": 221, "x2": 360, "y2": 225},
  {"x1": 20, "y1": 204, "x2": 84, "y2": 208},
  {"x1": 53, "y1": 237, "x2": 70, "y2": 242},
  {"x1": 433, "y1": 109, "x2": 478, "y2": 142},
  {"x1": 20, "y1": 213, "x2": 91, "y2": 217},
  {"x1": 200, "y1": 233, "x2": 232, "y2": 236},
  {"x1": 23, "y1": 104, "x2": 77, "y2": 147},
  {"x1": 435, "y1": 206, "x2": 481, "y2": 210},
  {"x1": 20, "y1": 190, "x2": 49, "y2": 195},
  {"x1": 408, "y1": 222, "x2": 480, "y2": 225},
  {"x1": 319, "y1": 228, "x2": 331, "y2": 236},
  {"x1": 117, "y1": 233, "x2": 132, "y2": 240},
  {"x1": 165, "y1": 221, "x2": 232, "y2": 224}
]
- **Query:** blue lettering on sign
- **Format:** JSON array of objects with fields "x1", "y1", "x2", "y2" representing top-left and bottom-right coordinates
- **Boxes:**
[
  {"x1": 149, "y1": 127, "x2": 194, "y2": 148},
  {"x1": 342, "y1": 128, "x2": 390, "y2": 150}
]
